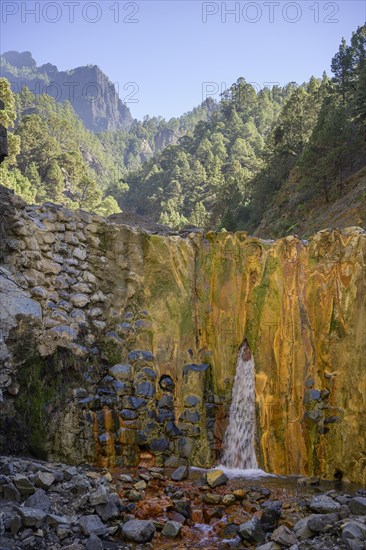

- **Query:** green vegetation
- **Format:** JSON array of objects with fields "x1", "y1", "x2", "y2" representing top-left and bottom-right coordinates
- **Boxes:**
[
  {"x1": 0, "y1": 80, "x2": 120, "y2": 214},
  {"x1": 0, "y1": 26, "x2": 365, "y2": 230},
  {"x1": 250, "y1": 25, "x2": 366, "y2": 233},
  {"x1": 117, "y1": 26, "x2": 365, "y2": 232},
  {"x1": 120, "y1": 79, "x2": 291, "y2": 229}
]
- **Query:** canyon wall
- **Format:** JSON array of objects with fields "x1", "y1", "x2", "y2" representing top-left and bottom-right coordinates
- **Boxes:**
[{"x1": 0, "y1": 185, "x2": 365, "y2": 483}]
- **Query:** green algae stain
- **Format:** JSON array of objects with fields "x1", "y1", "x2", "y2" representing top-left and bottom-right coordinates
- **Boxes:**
[
  {"x1": 15, "y1": 354, "x2": 58, "y2": 459},
  {"x1": 15, "y1": 348, "x2": 86, "y2": 459}
]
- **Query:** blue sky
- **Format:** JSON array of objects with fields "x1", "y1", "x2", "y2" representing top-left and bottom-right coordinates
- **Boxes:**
[{"x1": 1, "y1": 1, "x2": 365, "y2": 120}]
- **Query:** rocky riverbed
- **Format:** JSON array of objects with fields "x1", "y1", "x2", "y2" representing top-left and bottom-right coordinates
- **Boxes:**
[{"x1": 0, "y1": 456, "x2": 365, "y2": 549}]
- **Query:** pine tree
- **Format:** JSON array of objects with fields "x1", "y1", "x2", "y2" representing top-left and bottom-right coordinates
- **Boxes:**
[
  {"x1": 75, "y1": 175, "x2": 102, "y2": 211},
  {"x1": 25, "y1": 162, "x2": 41, "y2": 189},
  {"x1": 95, "y1": 195, "x2": 121, "y2": 217},
  {"x1": 350, "y1": 25, "x2": 366, "y2": 75},
  {"x1": 44, "y1": 159, "x2": 64, "y2": 202},
  {"x1": 331, "y1": 37, "x2": 354, "y2": 102},
  {"x1": 0, "y1": 77, "x2": 16, "y2": 128},
  {"x1": 353, "y1": 63, "x2": 366, "y2": 137},
  {"x1": 17, "y1": 86, "x2": 35, "y2": 113},
  {"x1": 190, "y1": 201, "x2": 208, "y2": 227}
]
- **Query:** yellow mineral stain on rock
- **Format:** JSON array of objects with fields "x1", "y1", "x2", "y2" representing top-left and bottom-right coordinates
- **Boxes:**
[
  {"x1": 81, "y1": 225, "x2": 366, "y2": 482},
  {"x1": 189, "y1": 228, "x2": 365, "y2": 483}
]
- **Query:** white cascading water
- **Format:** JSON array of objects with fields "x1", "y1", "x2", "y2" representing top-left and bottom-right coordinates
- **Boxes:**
[{"x1": 221, "y1": 339, "x2": 258, "y2": 469}]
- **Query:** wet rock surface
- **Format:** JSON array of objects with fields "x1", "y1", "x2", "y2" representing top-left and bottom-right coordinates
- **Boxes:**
[{"x1": 0, "y1": 457, "x2": 365, "y2": 549}]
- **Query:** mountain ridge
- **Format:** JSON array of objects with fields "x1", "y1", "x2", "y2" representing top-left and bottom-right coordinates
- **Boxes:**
[{"x1": 1, "y1": 50, "x2": 133, "y2": 132}]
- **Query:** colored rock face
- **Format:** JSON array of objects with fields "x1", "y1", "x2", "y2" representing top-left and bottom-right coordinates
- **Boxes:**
[{"x1": 0, "y1": 185, "x2": 365, "y2": 483}]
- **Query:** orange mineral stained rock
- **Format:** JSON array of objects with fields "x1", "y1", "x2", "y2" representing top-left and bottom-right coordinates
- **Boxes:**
[{"x1": 1, "y1": 184, "x2": 365, "y2": 484}]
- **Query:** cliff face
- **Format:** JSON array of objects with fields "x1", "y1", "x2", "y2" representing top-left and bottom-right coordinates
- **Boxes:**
[
  {"x1": 195, "y1": 230, "x2": 366, "y2": 484},
  {"x1": 0, "y1": 186, "x2": 365, "y2": 483},
  {"x1": 1, "y1": 52, "x2": 133, "y2": 132},
  {"x1": 154, "y1": 128, "x2": 178, "y2": 152}
]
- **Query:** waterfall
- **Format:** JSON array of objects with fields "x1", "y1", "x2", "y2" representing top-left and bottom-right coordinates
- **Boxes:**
[{"x1": 222, "y1": 339, "x2": 258, "y2": 469}]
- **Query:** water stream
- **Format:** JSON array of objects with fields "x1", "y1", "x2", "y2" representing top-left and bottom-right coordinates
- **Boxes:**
[{"x1": 221, "y1": 339, "x2": 258, "y2": 469}]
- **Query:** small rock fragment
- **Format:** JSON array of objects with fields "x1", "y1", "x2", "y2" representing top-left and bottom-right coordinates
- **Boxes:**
[
  {"x1": 171, "y1": 465, "x2": 189, "y2": 481},
  {"x1": 271, "y1": 525, "x2": 298, "y2": 547},
  {"x1": 206, "y1": 469, "x2": 228, "y2": 489},
  {"x1": 162, "y1": 520, "x2": 182, "y2": 538}
]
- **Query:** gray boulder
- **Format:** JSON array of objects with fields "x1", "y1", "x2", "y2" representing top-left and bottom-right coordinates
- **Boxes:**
[
  {"x1": 310, "y1": 494, "x2": 341, "y2": 513},
  {"x1": 84, "y1": 534, "x2": 103, "y2": 550},
  {"x1": 238, "y1": 516, "x2": 265, "y2": 544},
  {"x1": 25, "y1": 488, "x2": 51, "y2": 512},
  {"x1": 18, "y1": 507, "x2": 46, "y2": 527},
  {"x1": 307, "y1": 513, "x2": 338, "y2": 533},
  {"x1": 3, "y1": 483, "x2": 21, "y2": 501},
  {"x1": 293, "y1": 516, "x2": 315, "y2": 540},
  {"x1": 260, "y1": 501, "x2": 282, "y2": 531},
  {"x1": 349, "y1": 497, "x2": 366, "y2": 515},
  {"x1": 342, "y1": 520, "x2": 366, "y2": 543},
  {"x1": 136, "y1": 381, "x2": 155, "y2": 398},
  {"x1": 13, "y1": 474, "x2": 35, "y2": 496},
  {"x1": 95, "y1": 494, "x2": 120, "y2": 521},
  {"x1": 171, "y1": 466, "x2": 189, "y2": 481},
  {"x1": 79, "y1": 515, "x2": 107, "y2": 537},
  {"x1": 121, "y1": 519, "x2": 156, "y2": 543},
  {"x1": 89, "y1": 485, "x2": 109, "y2": 506},
  {"x1": 64, "y1": 466, "x2": 77, "y2": 480},
  {"x1": 109, "y1": 364, "x2": 132, "y2": 381},
  {"x1": 162, "y1": 520, "x2": 182, "y2": 537},
  {"x1": 10, "y1": 513, "x2": 22, "y2": 536},
  {"x1": 46, "y1": 514, "x2": 70, "y2": 527},
  {"x1": 173, "y1": 499, "x2": 191, "y2": 518},
  {"x1": 34, "y1": 470, "x2": 55, "y2": 489},
  {"x1": 69, "y1": 474, "x2": 91, "y2": 495},
  {"x1": 206, "y1": 469, "x2": 228, "y2": 489},
  {"x1": 0, "y1": 270, "x2": 42, "y2": 365},
  {"x1": 271, "y1": 525, "x2": 298, "y2": 547}
]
